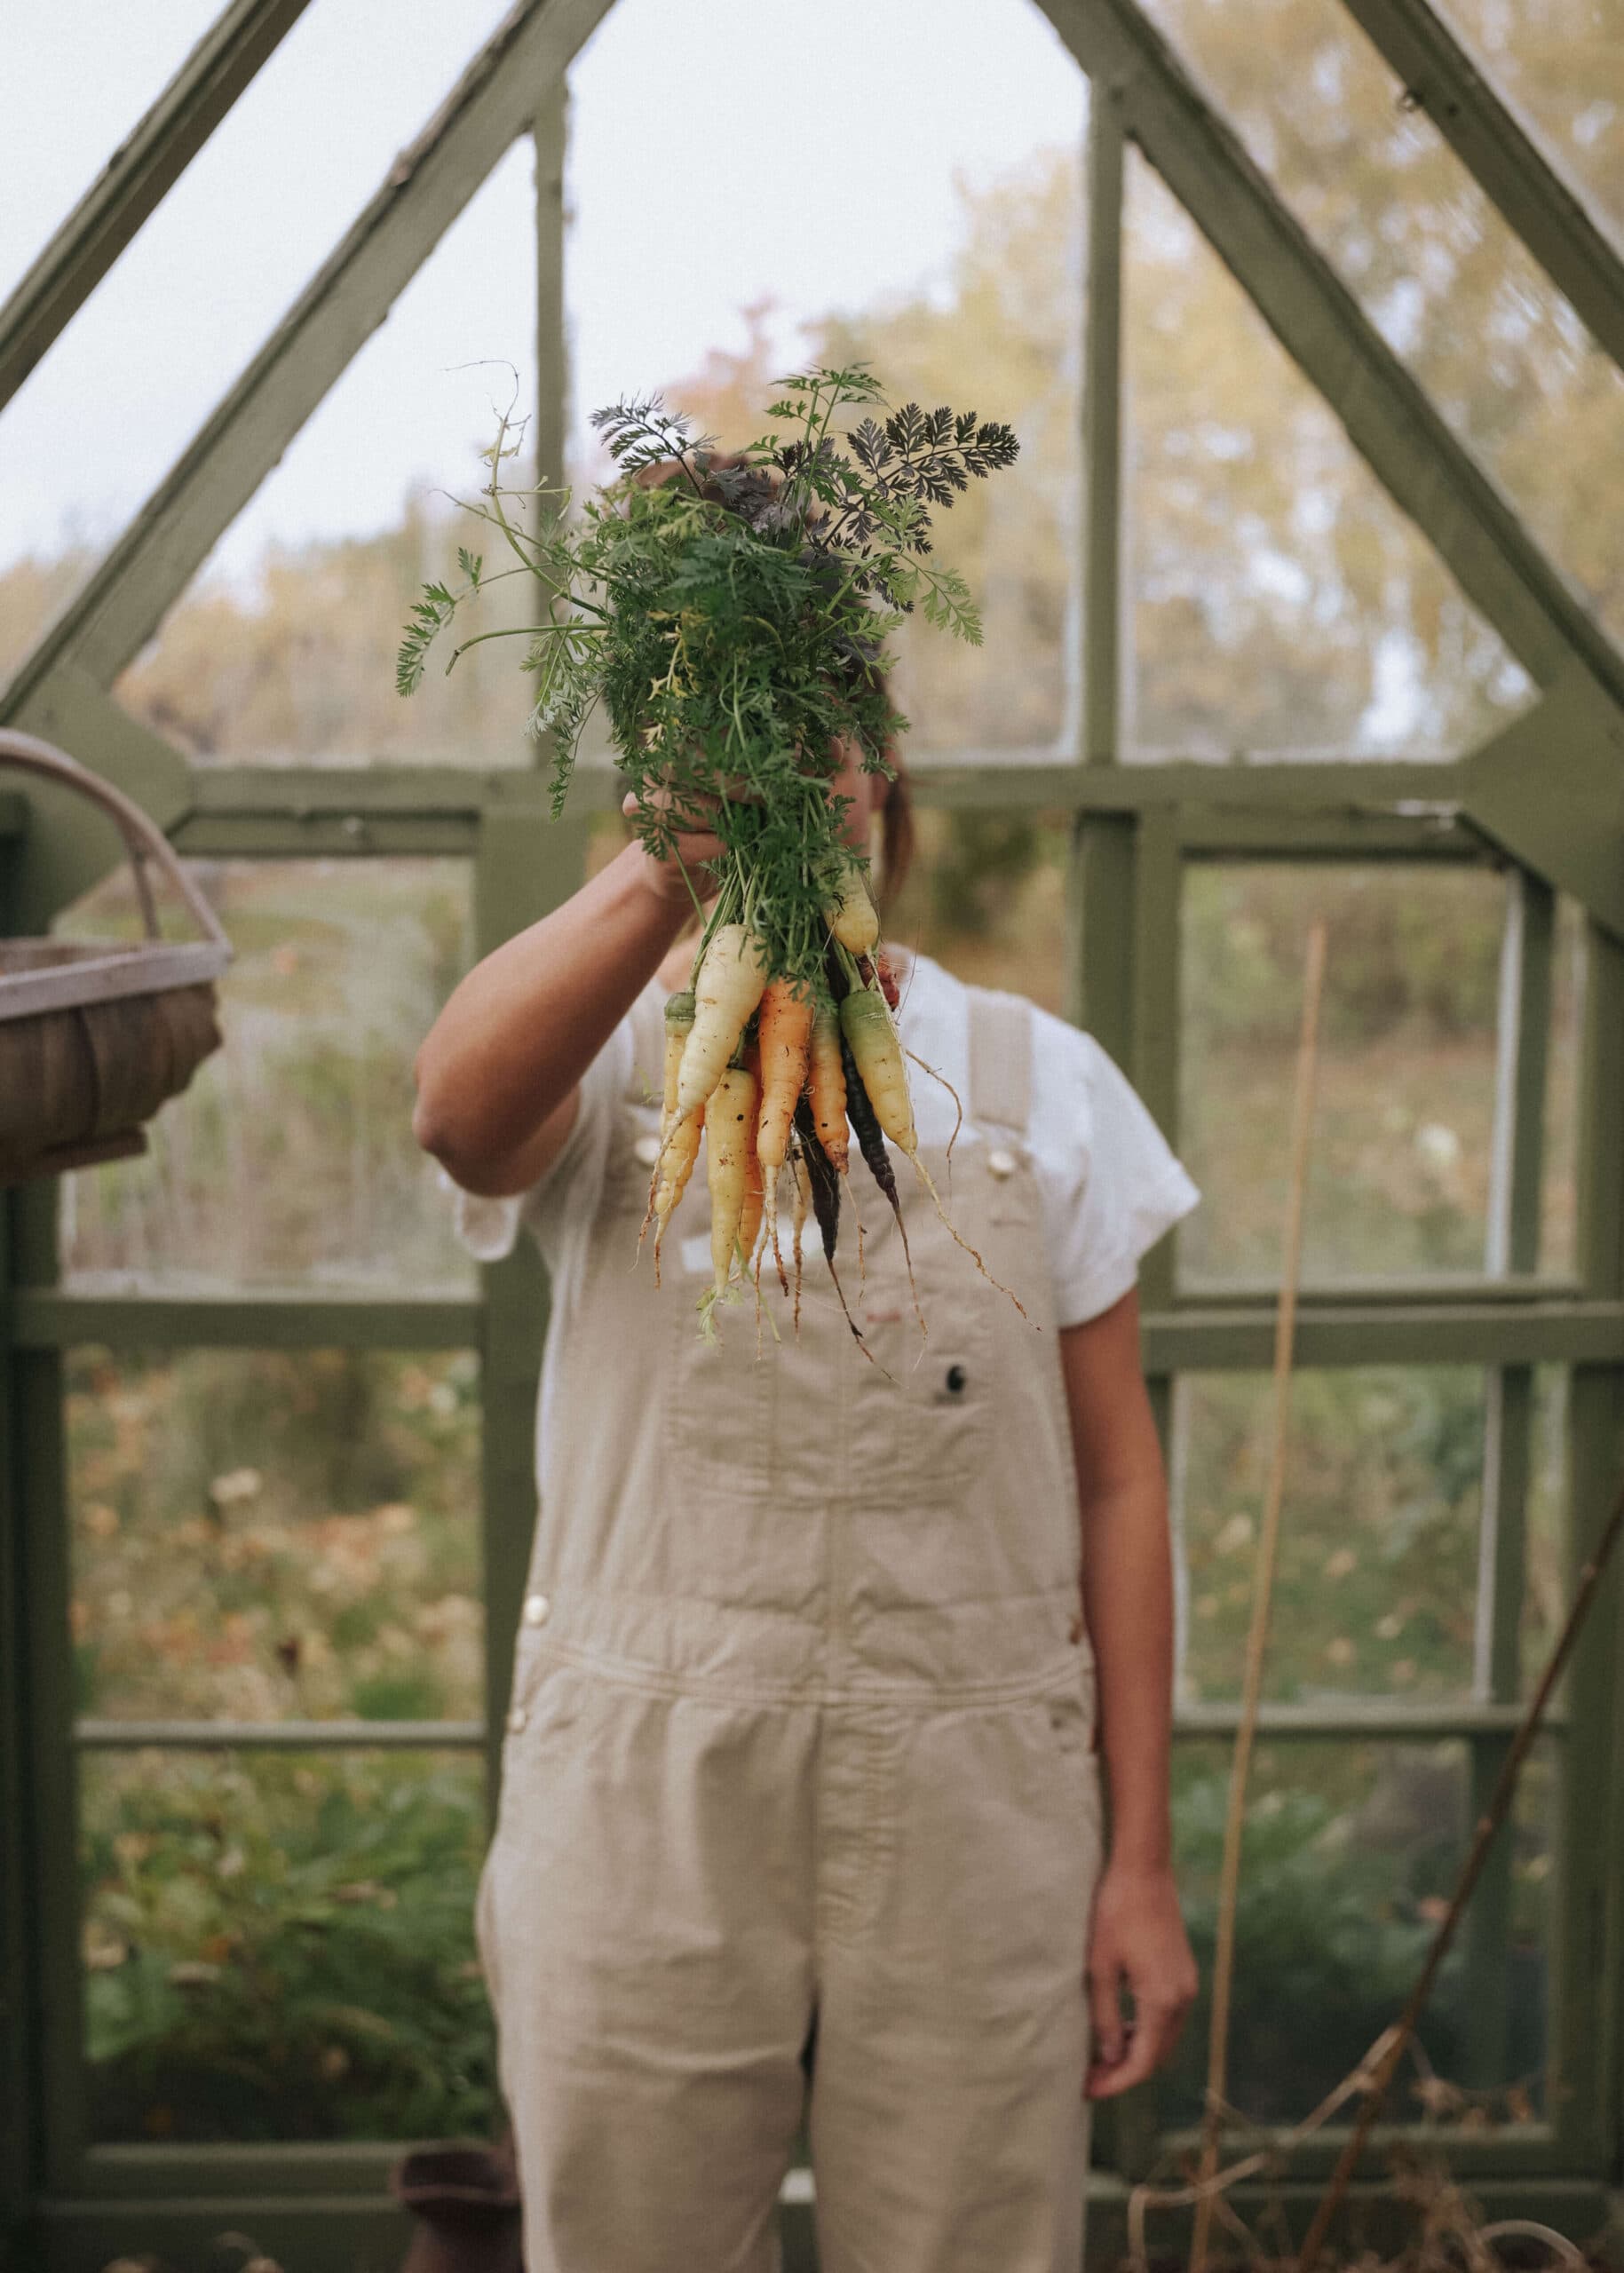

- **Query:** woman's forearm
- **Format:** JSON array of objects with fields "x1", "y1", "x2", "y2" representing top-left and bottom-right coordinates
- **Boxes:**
[
  {"x1": 1060, "y1": 1303, "x2": 1178, "y2": 1871},
  {"x1": 412, "y1": 838, "x2": 693, "y2": 1180},
  {"x1": 1081, "y1": 1474, "x2": 1176, "y2": 1869}
]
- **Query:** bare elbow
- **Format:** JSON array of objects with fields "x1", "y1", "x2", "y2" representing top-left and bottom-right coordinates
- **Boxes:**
[
  {"x1": 411, "y1": 1073, "x2": 519, "y2": 1197},
  {"x1": 411, "y1": 1049, "x2": 474, "y2": 1176},
  {"x1": 411, "y1": 1087, "x2": 452, "y2": 1165}
]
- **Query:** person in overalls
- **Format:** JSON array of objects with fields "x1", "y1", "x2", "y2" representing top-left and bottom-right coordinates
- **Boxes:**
[{"x1": 414, "y1": 687, "x2": 1201, "y2": 2270}]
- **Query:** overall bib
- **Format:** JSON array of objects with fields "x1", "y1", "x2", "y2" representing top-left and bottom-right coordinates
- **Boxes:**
[{"x1": 476, "y1": 981, "x2": 1105, "y2": 2273}]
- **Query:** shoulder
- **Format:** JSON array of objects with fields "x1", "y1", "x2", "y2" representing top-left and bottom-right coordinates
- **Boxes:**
[
  {"x1": 901, "y1": 951, "x2": 1044, "y2": 1053},
  {"x1": 926, "y1": 962, "x2": 1101, "y2": 1120}
]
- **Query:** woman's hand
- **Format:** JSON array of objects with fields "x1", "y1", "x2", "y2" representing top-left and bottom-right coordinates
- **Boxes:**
[
  {"x1": 1083, "y1": 1859, "x2": 1199, "y2": 2099},
  {"x1": 624, "y1": 733, "x2": 882, "y2": 910},
  {"x1": 622, "y1": 784, "x2": 727, "y2": 910}
]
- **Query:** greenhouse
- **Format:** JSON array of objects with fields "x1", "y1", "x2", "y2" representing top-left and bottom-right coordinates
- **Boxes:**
[{"x1": 2, "y1": 0, "x2": 1622, "y2": 2268}]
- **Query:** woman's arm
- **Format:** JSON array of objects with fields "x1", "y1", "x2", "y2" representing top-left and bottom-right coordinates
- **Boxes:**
[
  {"x1": 411, "y1": 804, "x2": 721, "y2": 1196},
  {"x1": 1060, "y1": 1289, "x2": 1199, "y2": 2100}
]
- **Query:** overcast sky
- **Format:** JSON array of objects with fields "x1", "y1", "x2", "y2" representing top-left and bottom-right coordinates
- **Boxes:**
[{"x1": 1, "y1": 0, "x2": 1085, "y2": 586}]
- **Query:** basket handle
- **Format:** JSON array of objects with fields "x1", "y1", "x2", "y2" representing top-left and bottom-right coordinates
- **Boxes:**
[{"x1": 0, "y1": 729, "x2": 231, "y2": 954}]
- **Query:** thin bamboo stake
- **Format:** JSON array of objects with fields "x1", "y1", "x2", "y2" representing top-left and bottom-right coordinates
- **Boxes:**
[
  {"x1": 1189, "y1": 917, "x2": 1328, "y2": 2273},
  {"x1": 1297, "y1": 1461, "x2": 1624, "y2": 2269}
]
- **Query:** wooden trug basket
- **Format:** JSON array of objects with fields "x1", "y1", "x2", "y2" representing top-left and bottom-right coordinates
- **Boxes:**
[{"x1": 0, "y1": 729, "x2": 234, "y2": 1185}]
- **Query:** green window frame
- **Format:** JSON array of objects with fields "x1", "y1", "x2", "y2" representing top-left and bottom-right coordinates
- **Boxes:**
[{"x1": 4, "y1": 9, "x2": 1624, "y2": 2265}]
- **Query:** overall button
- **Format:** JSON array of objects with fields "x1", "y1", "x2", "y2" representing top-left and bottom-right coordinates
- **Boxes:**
[
  {"x1": 522, "y1": 1592, "x2": 551, "y2": 1627},
  {"x1": 506, "y1": 1704, "x2": 528, "y2": 1733},
  {"x1": 633, "y1": 1133, "x2": 661, "y2": 1167},
  {"x1": 986, "y1": 1145, "x2": 1018, "y2": 1179},
  {"x1": 945, "y1": 1364, "x2": 968, "y2": 1395}
]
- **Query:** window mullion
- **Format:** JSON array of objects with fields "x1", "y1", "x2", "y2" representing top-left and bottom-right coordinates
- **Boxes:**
[
  {"x1": 1464, "y1": 872, "x2": 1553, "y2": 2087},
  {"x1": 1562, "y1": 919, "x2": 1624, "y2": 2167},
  {"x1": 8, "y1": 1174, "x2": 89, "y2": 2189}
]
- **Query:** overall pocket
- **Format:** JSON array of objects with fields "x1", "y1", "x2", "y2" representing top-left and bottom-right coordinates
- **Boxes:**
[{"x1": 1041, "y1": 1653, "x2": 1100, "y2": 1764}]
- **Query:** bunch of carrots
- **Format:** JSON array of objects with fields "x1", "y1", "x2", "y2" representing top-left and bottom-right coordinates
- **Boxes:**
[
  {"x1": 396, "y1": 363, "x2": 1025, "y2": 1341},
  {"x1": 647, "y1": 849, "x2": 943, "y2": 1340}
]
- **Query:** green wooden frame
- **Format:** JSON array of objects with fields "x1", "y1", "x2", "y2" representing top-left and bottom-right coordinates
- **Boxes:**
[{"x1": 4, "y1": 2, "x2": 1624, "y2": 2266}]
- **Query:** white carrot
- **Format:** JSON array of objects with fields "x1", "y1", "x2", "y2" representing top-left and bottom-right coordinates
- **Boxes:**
[{"x1": 678, "y1": 924, "x2": 769, "y2": 1118}]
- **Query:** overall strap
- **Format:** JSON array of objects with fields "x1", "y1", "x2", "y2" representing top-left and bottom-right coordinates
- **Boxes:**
[
  {"x1": 966, "y1": 987, "x2": 1034, "y2": 1139},
  {"x1": 626, "y1": 983, "x2": 667, "y2": 1106}
]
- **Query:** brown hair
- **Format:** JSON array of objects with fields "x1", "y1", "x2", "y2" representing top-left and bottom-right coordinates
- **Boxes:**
[{"x1": 629, "y1": 447, "x2": 914, "y2": 913}]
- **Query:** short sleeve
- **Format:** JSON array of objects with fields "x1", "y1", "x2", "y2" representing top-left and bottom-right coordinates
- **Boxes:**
[
  {"x1": 438, "y1": 1161, "x2": 526, "y2": 1263},
  {"x1": 1032, "y1": 1016, "x2": 1201, "y2": 1328},
  {"x1": 436, "y1": 1014, "x2": 631, "y2": 1265}
]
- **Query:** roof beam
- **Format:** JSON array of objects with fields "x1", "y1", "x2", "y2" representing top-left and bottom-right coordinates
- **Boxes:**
[
  {"x1": 0, "y1": 0, "x2": 314, "y2": 412},
  {"x1": 1338, "y1": 0, "x2": 1624, "y2": 375},
  {"x1": 1, "y1": 0, "x2": 614, "y2": 722},
  {"x1": 1033, "y1": 0, "x2": 1624, "y2": 712}
]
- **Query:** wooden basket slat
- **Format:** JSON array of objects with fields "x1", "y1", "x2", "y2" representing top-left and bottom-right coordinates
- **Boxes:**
[
  {"x1": 0, "y1": 984, "x2": 222, "y2": 1172},
  {"x1": 0, "y1": 936, "x2": 229, "y2": 1020}
]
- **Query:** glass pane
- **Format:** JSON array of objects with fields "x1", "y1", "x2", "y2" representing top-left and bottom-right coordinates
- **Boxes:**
[
  {"x1": 1, "y1": 0, "x2": 519, "y2": 582},
  {"x1": 51, "y1": 858, "x2": 477, "y2": 1291},
  {"x1": 0, "y1": 550, "x2": 96, "y2": 685},
  {"x1": 81, "y1": 1746, "x2": 494, "y2": 2142},
  {"x1": 1433, "y1": 0, "x2": 1624, "y2": 254},
  {"x1": 566, "y1": 0, "x2": 1087, "y2": 759},
  {"x1": 1136, "y1": 0, "x2": 1624, "y2": 650},
  {"x1": 2, "y1": 4, "x2": 220, "y2": 298},
  {"x1": 110, "y1": 146, "x2": 536, "y2": 768},
  {"x1": 1167, "y1": 1737, "x2": 1551, "y2": 2125},
  {"x1": 1541, "y1": 895, "x2": 1588, "y2": 1279},
  {"x1": 68, "y1": 1346, "x2": 481, "y2": 1724},
  {"x1": 1174, "y1": 1368, "x2": 1485, "y2": 1705},
  {"x1": 1179, "y1": 863, "x2": 1504, "y2": 1284},
  {"x1": 885, "y1": 809, "x2": 1073, "y2": 1016},
  {"x1": 1124, "y1": 149, "x2": 1533, "y2": 759}
]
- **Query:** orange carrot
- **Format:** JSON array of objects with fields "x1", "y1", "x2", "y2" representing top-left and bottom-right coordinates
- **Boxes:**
[
  {"x1": 807, "y1": 1002, "x2": 849, "y2": 1172},
  {"x1": 756, "y1": 980, "x2": 815, "y2": 1172},
  {"x1": 739, "y1": 1136, "x2": 765, "y2": 1266}
]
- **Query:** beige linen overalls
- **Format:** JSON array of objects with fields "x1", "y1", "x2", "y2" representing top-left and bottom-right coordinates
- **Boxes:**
[{"x1": 476, "y1": 980, "x2": 1106, "y2": 2273}]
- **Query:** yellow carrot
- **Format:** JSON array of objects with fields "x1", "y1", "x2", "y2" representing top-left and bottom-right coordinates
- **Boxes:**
[
  {"x1": 642, "y1": 991, "x2": 698, "y2": 1268},
  {"x1": 807, "y1": 1002, "x2": 849, "y2": 1172},
  {"x1": 678, "y1": 924, "x2": 769, "y2": 1117},
  {"x1": 839, "y1": 986, "x2": 915, "y2": 1152},
  {"x1": 654, "y1": 1105, "x2": 702, "y2": 1229},
  {"x1": 756, "y1": 980, "x2": 815, "y2": 1172},
  {"x1": 705, "y1": 1060, "x2": 757, "y2": 1297},
  {"x1": 660, "y1": 990, "x2": 695, "y2": 1129},
  {"x1": 827, "y1": 852, "x2": 879, "y2": 955},
  {"x1": 739, "y1": 1127, "x2": 765, "y2": 1265}
]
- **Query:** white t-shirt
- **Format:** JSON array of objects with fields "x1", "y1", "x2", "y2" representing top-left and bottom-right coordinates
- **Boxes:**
[{"x1": 439, "y1": 951, "x2": 1201, "y2": 1472}]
